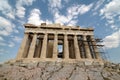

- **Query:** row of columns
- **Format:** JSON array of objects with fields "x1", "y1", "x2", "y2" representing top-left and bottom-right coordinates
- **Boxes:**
[{"x1": 16, "y1": 33, "x2": 100, "y2": 60}]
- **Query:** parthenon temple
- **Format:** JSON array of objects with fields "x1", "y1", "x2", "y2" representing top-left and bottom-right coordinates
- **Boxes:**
[{"x1": 16, "y1": 23, "x2": 103, "y2": 64}]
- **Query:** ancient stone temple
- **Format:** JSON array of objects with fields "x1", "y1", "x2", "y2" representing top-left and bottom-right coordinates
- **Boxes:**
[{"x1": 16, "y1": 23, "x2": 103, "y2": 64}]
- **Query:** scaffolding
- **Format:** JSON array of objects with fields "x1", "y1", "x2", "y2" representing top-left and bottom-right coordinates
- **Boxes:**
[{"x1": 93, "y1": 37, "x2": 110, "y2": 61}]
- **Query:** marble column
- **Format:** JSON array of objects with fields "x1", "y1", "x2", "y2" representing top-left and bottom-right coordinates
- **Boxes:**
[
  {"x1": 28, "y1": 33, "x2": 37, "y2": 58},
  {"x1": 53, "y1": 34, "x2": 58, "y2": 59},
  {"x1": 83, "y1": 35, "x2": 92, "y2": 59},
  {"x1": 91, "y1": 36, "x2": 101, "y2": 60},
  {"x1": 35, "y1": 39, "x2": 41, "y2": 58},
  {"x1": 16, "y1": 33, "x2": 29, "y2": 59},
  {"x1": 64, "y1": 34, "x2": 69, "y2": 59},
  {"x1": 41, "y1": 33, "x2": 48, "y2": 59},
  {"x1": 22, "y1": 37, "x2": 31, "y2": 58},
  {"x1": 74, "y1": 35, "x2": 81, "y2": 59}
]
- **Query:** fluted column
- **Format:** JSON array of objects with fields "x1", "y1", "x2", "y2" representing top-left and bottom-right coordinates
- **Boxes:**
[
  {"x1": 64, "y1": 34, "x2": 69, "y2": 60},
  {"x1": 16, "y1": 33, "x2": 29, "y2": 59},
  {"x1": 28, "y1": 33, "x2": 37, "y2": 58},
  {"x1": 35, "y1": 39, "x2": 41, "y2": 58},
  {"x1": 74, "y1": 35, "x2": 81, "y2": 59},
  {"x1": 91, "y1": 36, "x2": 101, "y2": 60},
  {"x1": 53, "y1": 34, "x2": 58, "y2": 59},
  {"x1": 41, "y1": 33, "x2": 48, "y2": 59},
  {"x1": 83, "y1": 35, "x2": 92, "y2": 59}
]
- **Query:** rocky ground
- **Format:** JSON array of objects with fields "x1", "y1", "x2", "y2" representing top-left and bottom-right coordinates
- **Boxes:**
[{"x1": 0, "y1": 61, "x2": 120, "y2": 80}]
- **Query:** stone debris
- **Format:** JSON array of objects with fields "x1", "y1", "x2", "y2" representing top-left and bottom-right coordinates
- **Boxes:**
[{"x1": 0, "y1": 62, "x2": 120, "y2": 80}]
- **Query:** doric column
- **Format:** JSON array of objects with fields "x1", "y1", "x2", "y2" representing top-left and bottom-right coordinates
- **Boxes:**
[
  {"x1": 16, "y1": 33, "x2": 29, "y2": 59},
  {"x1": 53, "y1": 34, "x2": 58, "y2": 59},
  {"x1": 74, "y1": 35, "x2": 81, "y2": 59},
  {"x1": 41, "y1": 33, "x2": 48, "y2": 59},
  {"x1": 64, "y1": 34, "x2": 69, "y2": 59},
  {"x1": 28, "y1": 33, "x2": 37, "y2": 58},
  {"x1": 23, "y1": 38, "x2": 31, "y2": 58},
  {"x1": 83, "y1": 35, "x2": 92, "y2": 59},
  {"x1": 91, "y1": 36, "x2": 101, "y2": 60},
  {"x1": 35, "y1": 39, "x2": 41, "y2": 58}
]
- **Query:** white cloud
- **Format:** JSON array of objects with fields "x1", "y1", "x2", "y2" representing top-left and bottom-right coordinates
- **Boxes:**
[
  {"x1": 54, "y1": 3, "x2": 93, "y2": 26},
  {"x1": 0, "y1": 49, "x2": 8, "y2": 55},
  {"x1": 48, "y1": 0, "x2": 62, "y2": 13},
  {"x1": 14, "y1": 29, "x2": 19, "y2": 33},
  {"x1": 103, "y1": 30, "x2": 120, "y2": 49},
  {"x1": 107, "y1": 20, "x2": 114, "y2": 24},
  {"x1": 67, "y1": 3, "x2": 93, "y2": 16},
  {"x1": 8, "y1": 42, "x2": 15, "y2": 47},
  {"x1": 16, "y1": 0, "x2": 36, "y2": 6},
  {"x1": 0, "y1": 36, "x2": 4, "y2": 41},
  {"x1": 78, "y1": 4, "x2": 93, "y2": 15},
  {"x1": 6, "y1": 12, "x2": 15, "y2": 19},
  {"x1": 0, "y1": 42, "x2": 6, "y2": 46},
  {"x1": 28, "y1": 9, "x2": 42, "y2": 25},
  {"x1": 0, "y1": 16, "x2": 15, "y2": 36},
  {"x1": 67, "y1": 20, "x2": 78, "y2": 26},
  {"x1": 28, "y1": 8, "x2": 52, "y2": 25},
  {"x1": 100, "y1": 0, "x2": 120, "y2": 29},
  {"x1": 111, "y1": 25, "x2": 118, "y2": 30},
  {"x1": 54, "y1": 12, "x2": 70, "y2": 25},
  {"x1": 16, "y1": 7, "x2": 26, "y2": 18},
  {"x1": 15, "y1": 0, "x2": 36, "y2": 18},
  {"x1": 48, "y1": 0, "x2": 62, "y2": 9},
  {"x1": 0, "y1": 0, "x2": 15, "y2": 19},
  {"x1": 100, "y1": 0, "x2": 120, "y2": 16},
  {"x1": 0, "y1": 49, "x2": 4, "y2": 55},
  {"x1": 12, "y1": 36, "x2": 22, "y2": 43},
  {"x1": 93, "y1": 0, "x2": 105, "y2": 11},
  {"x1": 0, "y1": 0, "x2": 11, "y2": 13}
]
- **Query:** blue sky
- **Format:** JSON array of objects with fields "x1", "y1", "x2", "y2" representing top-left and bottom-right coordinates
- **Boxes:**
[{"x1": 0, "y1": 0, "x2": 120, "y2": 63}]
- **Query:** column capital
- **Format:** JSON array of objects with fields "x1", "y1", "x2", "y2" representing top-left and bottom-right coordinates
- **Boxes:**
[
  {"x1": 74, "y1": 34, "x2": 77, "y2": 37},
  {"x1": 90, "y1": 35, "x2": 95, "y2": 41},
  {"x1": 83, "y1": 35, "x2": 87, "y2": 41},
  {"x1": 24, "y1": 32, "x2": 29, "y2": 34},
  {"x1": 54, "y1": 33, "x2": 58, "y2": 35},
  {"x1": 44, "y1": 32, "x2": 48, "y2": 34},
  {"x1": 64, "y1": 33, "x2": 68, "y2": 36},
  {"x1": 34, "y1": 32, "x2": 37, "y2": 34}
]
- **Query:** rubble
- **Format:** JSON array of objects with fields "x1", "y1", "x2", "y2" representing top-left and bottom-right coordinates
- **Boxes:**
[{"x1": 0, "y1": 61, "x2": 120, "y2": 80}]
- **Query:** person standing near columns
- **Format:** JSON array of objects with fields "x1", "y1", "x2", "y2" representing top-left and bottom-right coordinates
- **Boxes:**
[
  {"x1": 64, "y1": 34, "x2": 69, "y2": 60},
  {"x1": 16, "y1": 33, "x2": 29, "y2": 59},
  {"x1": 53, "y1": 33, "x2": 58, "y2": 60},
  {"x1": 41, "y1": 33, "x2": 48, "y2": 59},
  {"x1": 83, "y1": 35, "x2": 92, "y2": 59},
  {"x1": 74, "y1": 35, "x2": 81, "y2": 60},
  {"x1": 28, "y1": 33, "x2": 37, "y2": 58}
]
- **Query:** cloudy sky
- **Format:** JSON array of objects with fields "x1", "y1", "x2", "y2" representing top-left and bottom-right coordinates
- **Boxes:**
[{"x1": 0, "y1": 0, "x2": 120, "y2": 63}]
